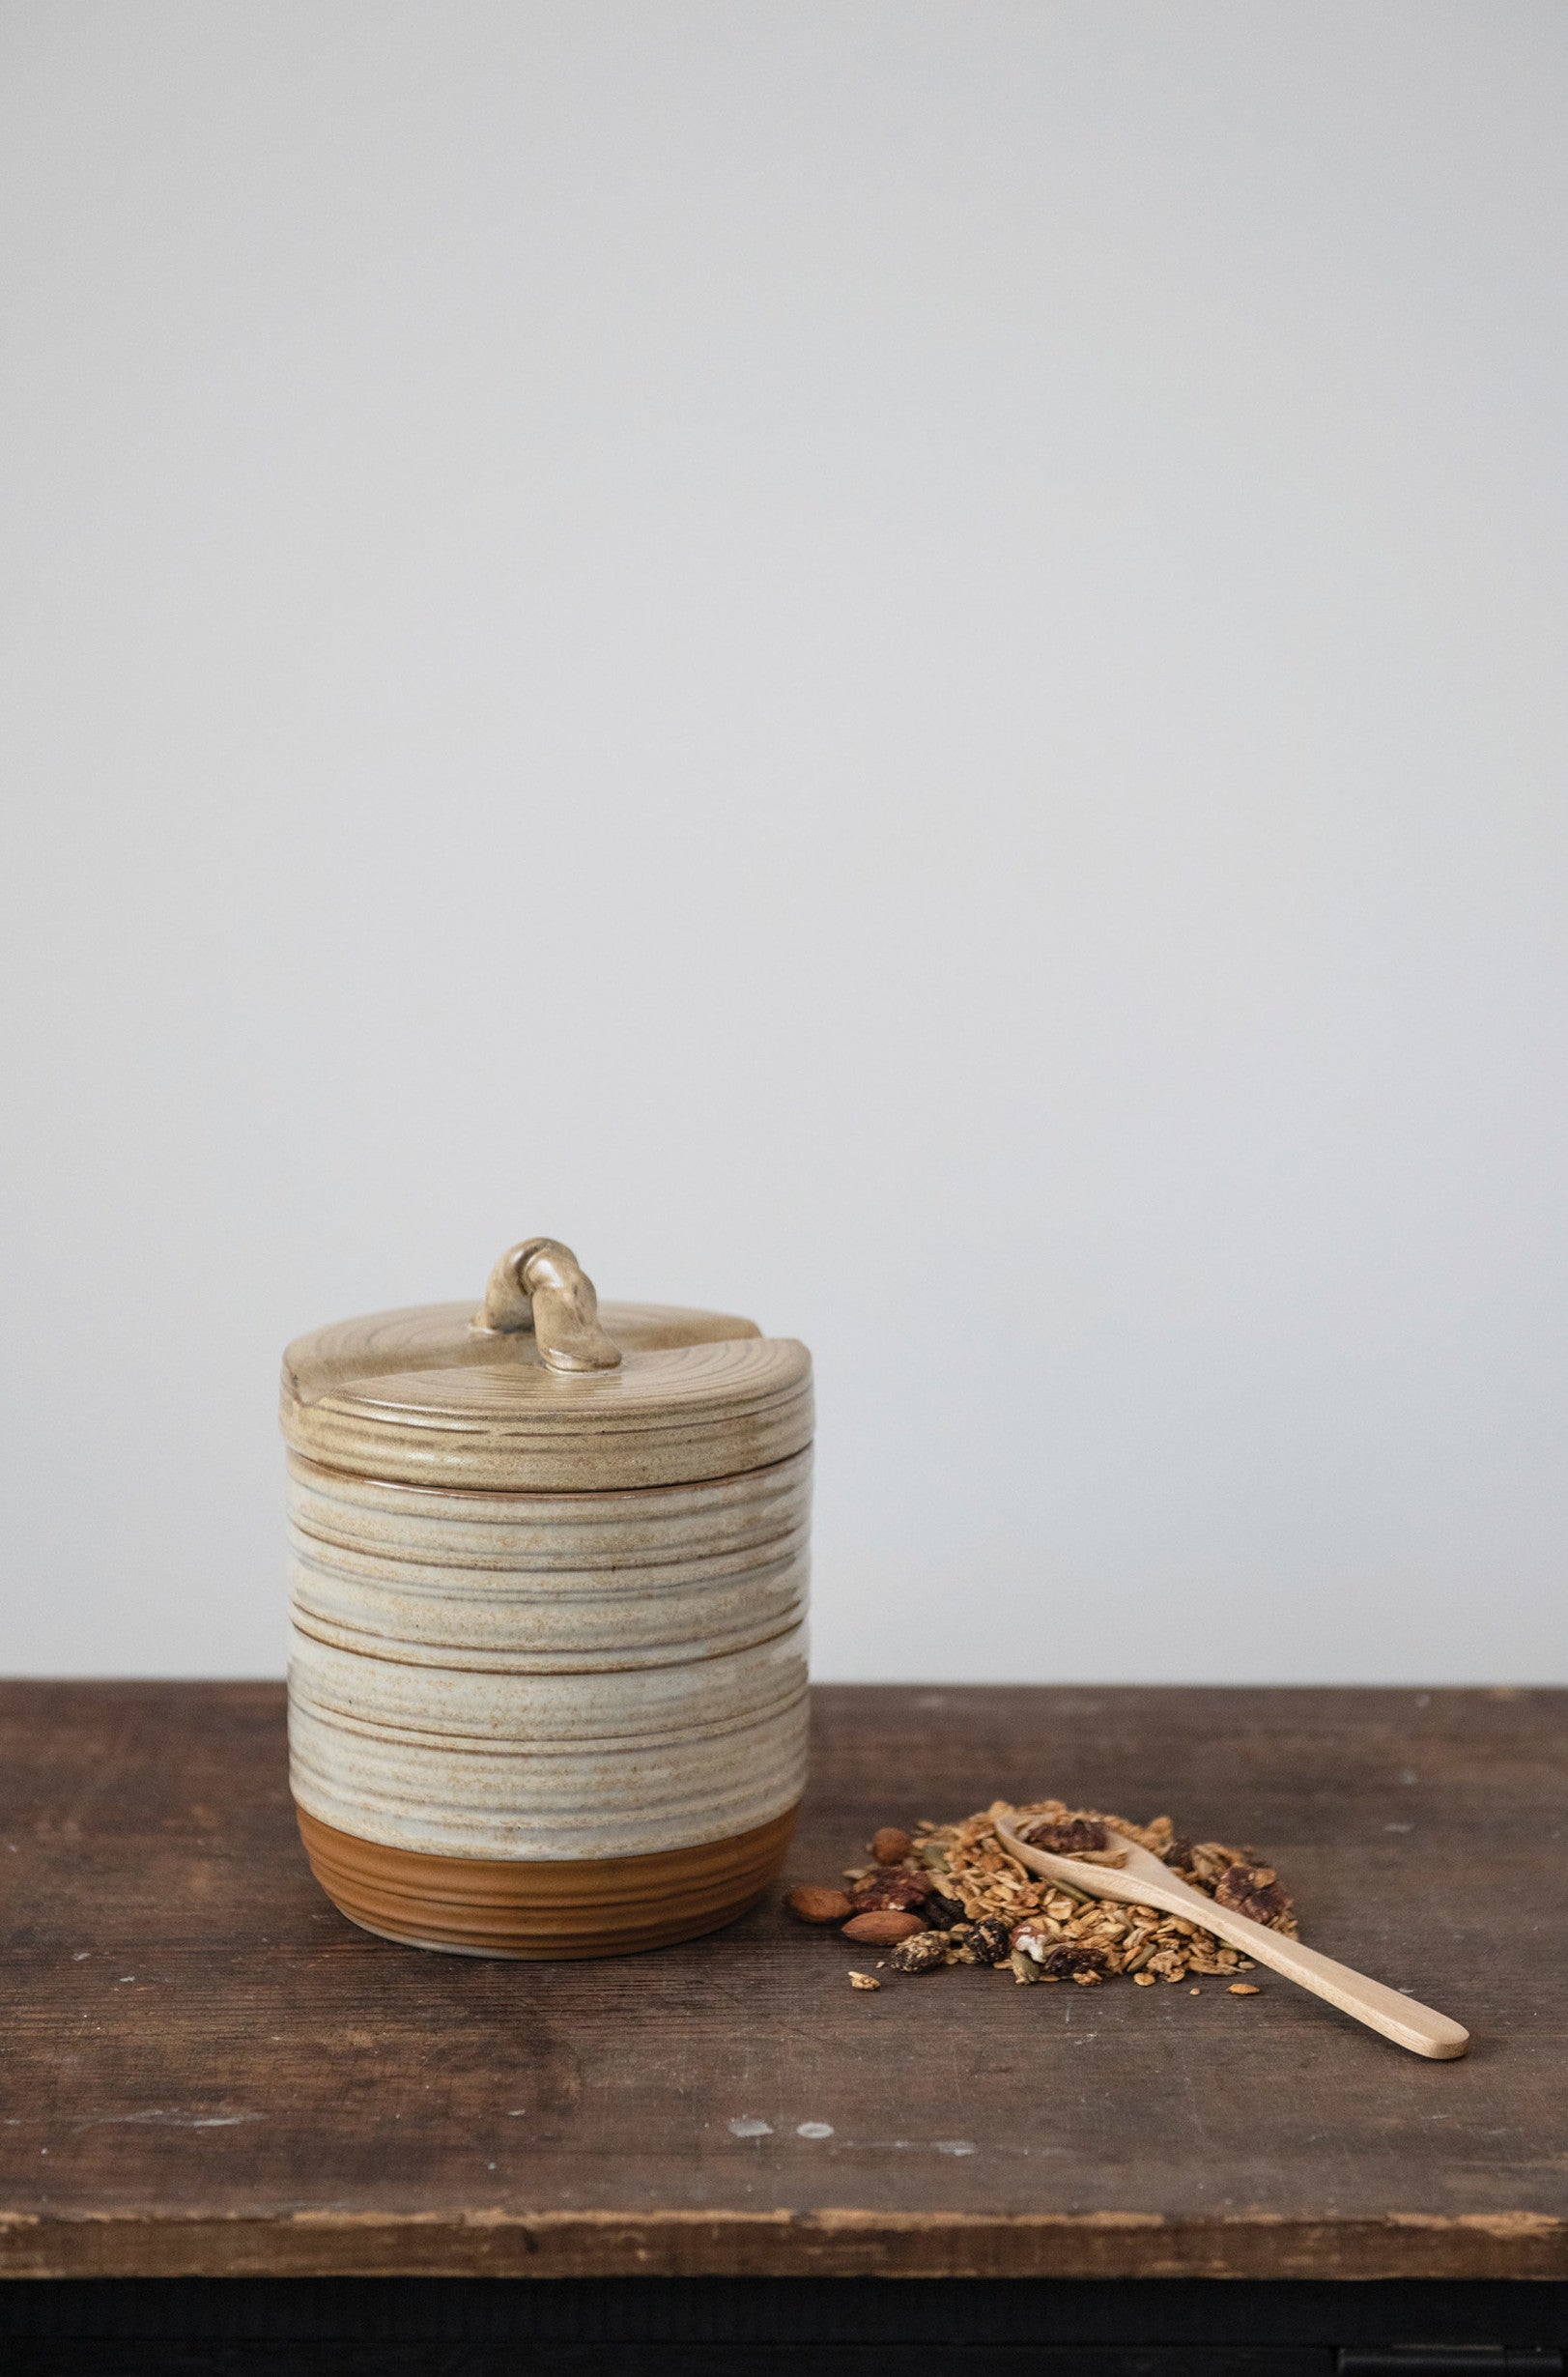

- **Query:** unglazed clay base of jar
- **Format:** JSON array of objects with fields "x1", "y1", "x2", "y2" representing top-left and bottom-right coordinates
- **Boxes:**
[
  {"x1": 281, "y1": 1239, "x2": 813, "y2": 1959},
  {"x1": 296, "y1": 1804, "x2": 798, "y2": 1960}
]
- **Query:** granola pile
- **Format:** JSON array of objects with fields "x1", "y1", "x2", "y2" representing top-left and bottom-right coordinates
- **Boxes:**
[{"x1": 784, "y1": 1799, "x2": 1298, "y2": 1992}]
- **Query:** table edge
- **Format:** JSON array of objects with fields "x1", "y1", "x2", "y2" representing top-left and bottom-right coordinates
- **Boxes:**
[{"x1": 3, "y1": 2209, "x2": 1565, "y2": 2283}]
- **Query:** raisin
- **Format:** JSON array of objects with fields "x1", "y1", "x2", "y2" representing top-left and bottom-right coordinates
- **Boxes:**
[
  {"x1": 922, "y1": 1891, "x2": 968, "y2": 1930},
  {"x1": 969, "y1": 1915, "x2": 1012, "y2": 1965},
  {"x1": 1039, "y1": 1942, "x2": 1109, "y2": 1978}
]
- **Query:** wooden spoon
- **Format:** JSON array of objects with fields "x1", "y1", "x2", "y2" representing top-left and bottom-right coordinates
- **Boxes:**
[{"x1": 992, "y1": 1808, "x2": 1468, "y2": 2060}]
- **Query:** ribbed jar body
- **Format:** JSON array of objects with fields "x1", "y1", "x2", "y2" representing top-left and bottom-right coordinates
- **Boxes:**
[{"x1": 286, "y1": 1446, "x2": 812, "y2": 1863}]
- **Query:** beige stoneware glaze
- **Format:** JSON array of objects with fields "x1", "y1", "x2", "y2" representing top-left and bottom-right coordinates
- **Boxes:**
[{"x1": 282, "y1": 1238, "x2": 812, "y2": 1957}]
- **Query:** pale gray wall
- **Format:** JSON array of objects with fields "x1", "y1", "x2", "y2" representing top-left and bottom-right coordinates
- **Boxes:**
[{"x1": 3, "y1": 2, "x2": 1565, "y2": 1681}]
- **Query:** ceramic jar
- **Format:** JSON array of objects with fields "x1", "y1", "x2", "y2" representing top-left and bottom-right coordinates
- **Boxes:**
[{"x1": 280, "y1": 1238, "x2": 812, "y2": 1958}]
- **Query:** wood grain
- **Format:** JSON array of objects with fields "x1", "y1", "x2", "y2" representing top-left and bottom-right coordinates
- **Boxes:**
[{"x1": 1, "y1": 1682, "x2": 1563, "y2": 2282}]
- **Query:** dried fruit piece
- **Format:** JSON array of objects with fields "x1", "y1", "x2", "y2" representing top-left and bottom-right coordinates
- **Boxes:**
[
  {"x1": 784, "y1": 1885, "x2": 853, "y2": 1926},
  {"x1": 967, "y1": 1914, "x2": 1012, "y2": 1966},
  {"x1": 848, "y1": 1869, "x2": 929, "y2": 1914},
  {"x1": 848, "y1": 1970, "x2": 880, "y2": 1990},
  {"x1": 1039, "y1": 1941, "x2": 1109, "y2": 1980},
  {"x1": 870, "y1": 1826, "x2": 913, "y2": 1865},
  {"x1": 888, "y1": 1930, "x2": 948, "y2": 1974},
  {"x1": 842, "y1": 1909, "x2": 926, "y2": 1945},
  {"x1": 1213, "y1": 1862, "x2": 1293, "y2": 1927},
  {"x1": 1020, "y1": 1817, "x2": 1108, "y2": 1855},
  {"x1": 922, "y1": 1890, "x2": 968, "y2": 1930}
]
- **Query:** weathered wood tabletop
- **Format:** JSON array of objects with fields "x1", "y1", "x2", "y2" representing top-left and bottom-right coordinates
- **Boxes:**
[{"x1": 1, "y1": 1682, "x2": 1562, "y2": 2284}]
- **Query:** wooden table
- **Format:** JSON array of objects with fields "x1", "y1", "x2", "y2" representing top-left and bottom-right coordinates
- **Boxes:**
[{"x1": 1, "y1": 1682, "x2": 1564, "y2": 2370}]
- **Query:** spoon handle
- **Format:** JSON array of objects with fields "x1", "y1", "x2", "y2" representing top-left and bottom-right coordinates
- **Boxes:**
[
  {"x1": 1158, "y1": 1895, "x2": 1468, "y2": 2059},
  {"x1": 993, "y1": 1817, "x2": 1468, "y2": 2058}
]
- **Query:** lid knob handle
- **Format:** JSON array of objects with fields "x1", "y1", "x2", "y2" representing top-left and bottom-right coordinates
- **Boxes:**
[{"x1": 472, "y1": 1238, "x2": 622, "y2": 1374}]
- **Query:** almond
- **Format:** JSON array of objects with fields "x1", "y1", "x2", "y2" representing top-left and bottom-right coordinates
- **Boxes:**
[
  {"x1": 841, "y1": 1909, "x2": 926, "y2": 1945},
  {"x1": 870, "y1": 1825, "x2": 913, "y2": 1865},
  {"x1": 784, "y1": 1885, "x2": 853, "y2": 1925}
]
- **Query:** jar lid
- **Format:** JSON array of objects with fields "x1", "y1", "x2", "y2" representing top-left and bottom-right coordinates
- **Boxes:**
[{"x1": 279, "y1": 1236, "x2": 813, "y2": 1492}]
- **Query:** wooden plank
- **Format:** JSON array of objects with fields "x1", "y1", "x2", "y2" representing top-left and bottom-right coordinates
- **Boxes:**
[{"x1": 0, "y1": 1682, "x2": 1562, "y2": 2281}]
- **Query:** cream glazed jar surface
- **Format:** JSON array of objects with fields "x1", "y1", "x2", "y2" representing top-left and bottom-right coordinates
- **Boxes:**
[{"x1": 280, "y1": 1238, "x2": 812, "y2": 1957}]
